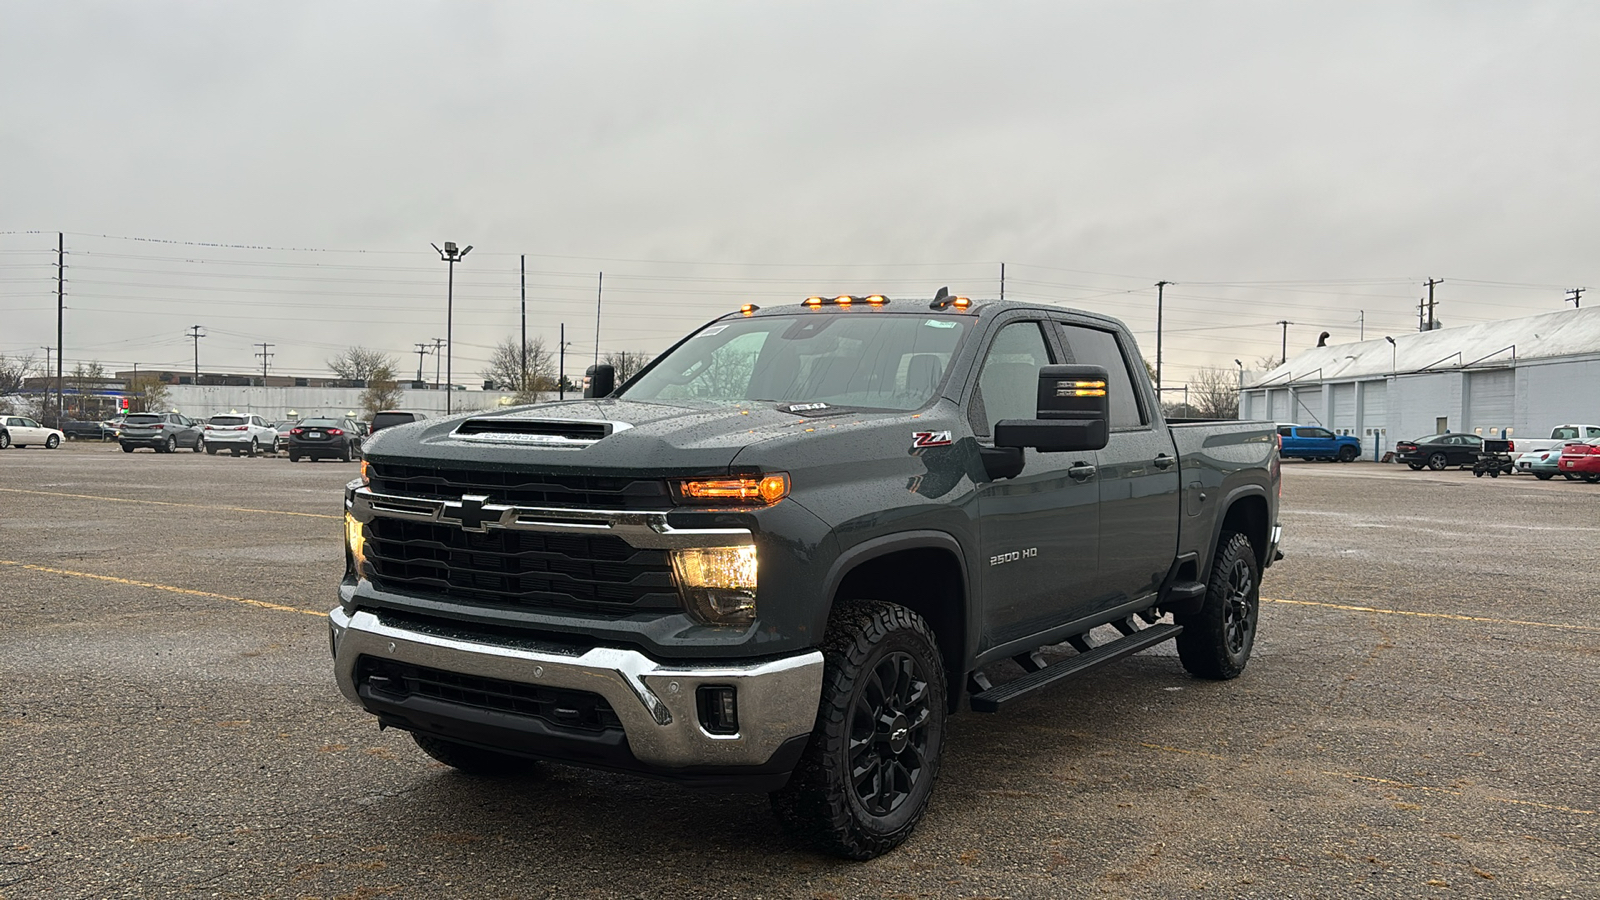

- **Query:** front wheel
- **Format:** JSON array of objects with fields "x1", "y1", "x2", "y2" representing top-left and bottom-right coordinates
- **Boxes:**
[
  {"x1": 411, "y1": 733, "x2": 535, "y2": 777},
  {"x1": 1535, "y1": 473, "x2": 1553, "y2": 481},
  {"x1": 1337, "y1": 445, "x2": 1358, "y2": 462},
  {"x1": 1176, "y1": 532, "x2": 1260, "y2": 680},
  {"x1": 45, "y1": 434, "x2": 60, "y2": 449},
  {"x1": 1586, "y1": 474, "x2": 1600, "y2": 484},
  {"x1": 1427, "y1": 452, "x2": 1448, "y2": 471},
  {"x1": 771, "y1": 600, "x2": 946, "y2": 860}
]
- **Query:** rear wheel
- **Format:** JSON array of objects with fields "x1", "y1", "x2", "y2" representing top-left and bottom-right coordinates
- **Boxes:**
[
  {"x1": 193, "y1": 437, "x2": 205, "y2": 453},
  {"x1": 771, "y1": 600, "x2": 945, "y2": 860},
  {"x1": 1427, "y1": 452, "x2": 1448, "y2": 471},
  {"x1": 1586, "y1": 474, "x2": 1600, "y2": 484},
  {"x1": 207, "y1": 445, "x2": 218, "y2": 455},
  {"x1": 248, "y1": 438, "x2": 259, "y2": 457},
  {"x1": 121, "y1": 443, "x2": 135, "y2": 453},
  {"x1": 1177, "y1": 532, "x2": 1260, "y2": 680},
  {"x1": 411, "y1": 734, "x2": 534, "y2": 777},
  {"x1": 288, "y1": 452, "x2": 300, "y2": 462},
  {"x1": 1407, "y1": 463, "x2": 1424, "y2": 471},
  {"x1": 230, "y1": 446, "x2": 241, "y2": 457},
  {"x1": 1535, "y1": 473, "x2": 1553, "y2": 481}
]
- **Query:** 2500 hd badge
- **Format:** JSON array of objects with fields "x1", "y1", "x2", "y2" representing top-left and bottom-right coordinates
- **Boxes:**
[{"x1": 990, "y1": 547, "x2": 1037, "y2": 566}]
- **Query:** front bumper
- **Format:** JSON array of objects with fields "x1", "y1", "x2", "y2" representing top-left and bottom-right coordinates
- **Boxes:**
[{"x1": 329, "y1": 607, "x2": 823, "y2": 781}]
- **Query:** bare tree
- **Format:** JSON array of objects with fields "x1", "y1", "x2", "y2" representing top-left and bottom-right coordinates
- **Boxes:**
[
  {"x1": 69, "y1": 361, "x2": 106, "y2": 417},
  {"x1": 1187, "y1": 366, "x2": 1241, "y2": 419},
  {"x1": 603, "y1": 350, "x2": 652, "y2": 384},
  {"x1": 128, "y1": 374, "x2": 170, "y2": 413},
  {"x1": 481, "y1": 336, "x2": 554, "y2": 402},
  {"x1": 327, "y1": 346, "x2": 397, "y2": 382},
  {"x1": 360, "y1": 364, "x2": 405, "y2": 419},
  {"x1": 0, "y1": 353, "x2": 38, "y2": 396}
]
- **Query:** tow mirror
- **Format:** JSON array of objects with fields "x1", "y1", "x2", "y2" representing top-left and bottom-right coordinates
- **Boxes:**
[
  {"x1": 583, "y1": 364, "x2": 616, "y2": 399},
  {"x1": 993, "y1": 364, "x2": 1110, "y2": 453}
]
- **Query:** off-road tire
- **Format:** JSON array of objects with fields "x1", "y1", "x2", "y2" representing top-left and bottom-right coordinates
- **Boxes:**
[
  {"x1": 411, "y1": 733, "x2": 534, "y2": 777},
  {"x1": 45, "y1": 434, "x2": 60, "y2": 449},
  {"x1": 770, "y1": 599, "x2": 946, "y2": 860},
  {"x1": 1176, "y1": 532, "x2": 1260, "y2": 680}
]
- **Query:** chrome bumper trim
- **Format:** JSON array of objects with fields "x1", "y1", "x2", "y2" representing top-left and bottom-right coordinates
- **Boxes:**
[
  {"x1": 348, "y1": 487, "x2": 752, "y2": 549},
  {"x1": 329, "y1": 607, "x2": 822, "y2": 768}
]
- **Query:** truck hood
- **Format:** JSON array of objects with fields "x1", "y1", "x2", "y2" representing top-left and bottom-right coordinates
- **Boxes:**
[{"x1": 361, "y1": 398, "x2": 863, "y2": 476}]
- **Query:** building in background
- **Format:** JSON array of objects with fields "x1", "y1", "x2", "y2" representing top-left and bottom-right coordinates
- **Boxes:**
[{"x1": 1240, "y1": 307, "x2": 1600, "y2": 455}]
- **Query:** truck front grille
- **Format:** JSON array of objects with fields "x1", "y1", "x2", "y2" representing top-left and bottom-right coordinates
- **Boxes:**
[
  {"x1": 357, "y1": 657, "x2": 622, "y2": 733},
  {"x1": 363, "y1": 517, "x2": 679, "y2": 616},
  {"x1": 365, "y1": 463, "x2": 672, "y2": 510}
]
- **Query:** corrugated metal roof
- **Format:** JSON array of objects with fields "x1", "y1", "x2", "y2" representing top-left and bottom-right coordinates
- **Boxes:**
[{"x1": 1249, "y1": 306, "x2": 1600, "y2": 386}]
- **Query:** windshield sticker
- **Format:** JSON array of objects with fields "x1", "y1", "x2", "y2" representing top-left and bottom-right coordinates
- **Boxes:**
[
  {"x1": 699, "y1": 325, "x2": 729, "y2": 336},
  {"x1": 923, "y1": 320, "x2": 958, "y2": 329},
  {"x1": 783, "y1": 402, "x2": 829, "y2": 413},
  {"x1": 912, "y1": 430, "x2": 953, "y2": 448}
]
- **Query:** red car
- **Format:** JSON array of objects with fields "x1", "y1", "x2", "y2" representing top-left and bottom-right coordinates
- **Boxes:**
[{"x1": 1557, "y1": 439, "x2": 1600, "y2": 482}]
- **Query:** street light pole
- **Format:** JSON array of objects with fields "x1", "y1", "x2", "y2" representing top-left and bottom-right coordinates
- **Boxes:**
[
  {"x1": 1154, "y1": 281, "x2": 1172, "y2": 396},
  {"x1": 431, "y1": 241, "x2": 472, "y2": 414},
  {"x1": 1276, "y1": 320, "x2": 1293, "y2": 366}
]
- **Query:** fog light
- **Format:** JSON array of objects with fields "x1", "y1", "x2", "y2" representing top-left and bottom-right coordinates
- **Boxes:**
[
  {"x1": 697, "y1": 685, "x2": 739, "y2": 735},
  {"x1": 670, "y1": 545, "x2": 757, "y2": 626}
]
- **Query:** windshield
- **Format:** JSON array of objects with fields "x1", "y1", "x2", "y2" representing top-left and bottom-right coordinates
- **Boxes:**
[
  {"x1": 209, "y1": 416, "x2": 246, "y2": 425},
  {"x1": 622, "y1": 313, "x2": 971, "y2": 411}
]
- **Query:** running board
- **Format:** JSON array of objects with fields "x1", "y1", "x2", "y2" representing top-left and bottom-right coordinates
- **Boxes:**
[{"x1": 969, "y1": 623, "x2": 1184, "y2": 713}]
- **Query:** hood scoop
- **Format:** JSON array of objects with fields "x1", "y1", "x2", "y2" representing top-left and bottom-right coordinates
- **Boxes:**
[{"x1": 452, "y1": 417, "x2": 632, "y2": 448}]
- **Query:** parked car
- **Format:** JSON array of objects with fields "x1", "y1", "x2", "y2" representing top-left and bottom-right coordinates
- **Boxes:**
[
  {"x1": 287, "y1": 417, "x2": 362, "y2": 461},
  {"x1": 1276, "y1": 424, "x2": 1362, "y2": 462},
  {"x1": 1557, "y1": 438, "x2": 1600, "y2": 483},
  {"x1": 118, "y1": 412, "x2": 206, "y2": 453},
  {"x1": 53, "y1": 416, "x2": 116, "y2": 441},
  {"x1": 274, "y1": 421, "x2": 297, "y2": 453},
  {"x1": 1396, "y1": 432, "x2": 1483, "y2": 470},
  {"x1": 1515, "y1": 442, "x2": 1586, "y2": 480},
  {"x1": 203, "y1": 413, "x2": 277, "y2": 457},
  {"x1": 0, "y1": 420, "x2": 7, "y2": 450},
  {"x1": 1, "y1": 416, "x2": 63, "y2": 449},
  {"x1": 369, "y1": 410, "x2": 428, "y2": 434}
]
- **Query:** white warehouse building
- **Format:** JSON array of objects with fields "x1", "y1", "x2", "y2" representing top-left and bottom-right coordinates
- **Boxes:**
[{"x1": 1240, "y1": 306, "x2": 1600, "y2": 456}]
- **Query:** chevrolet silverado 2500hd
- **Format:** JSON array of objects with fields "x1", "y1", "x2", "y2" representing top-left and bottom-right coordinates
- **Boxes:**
[{"x1": 331, "y1": 290, "x2": 1282, "y2": 858}]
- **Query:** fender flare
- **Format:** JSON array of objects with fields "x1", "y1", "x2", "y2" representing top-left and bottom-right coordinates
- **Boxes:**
[
  {"x1": 818, "y1": 529, "x2": 976, "y2": 667},
  {"x1": 1203, "y1": 484, "x2": 1272, "y2": 577}
]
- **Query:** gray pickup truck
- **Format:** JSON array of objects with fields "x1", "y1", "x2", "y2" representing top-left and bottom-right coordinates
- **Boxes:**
[{"x1": 331, "y1": 291, "x2": 1281, "y2": 858}]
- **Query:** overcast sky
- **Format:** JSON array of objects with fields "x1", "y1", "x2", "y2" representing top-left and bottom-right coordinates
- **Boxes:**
[{"x1": 3, "y1": 2, "x2": 1597, "y2": 387}]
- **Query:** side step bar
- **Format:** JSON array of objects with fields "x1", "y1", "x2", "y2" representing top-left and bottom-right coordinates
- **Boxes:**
[{"x1": 969, "y1": 623, "x2": 1184, "y2": 713}]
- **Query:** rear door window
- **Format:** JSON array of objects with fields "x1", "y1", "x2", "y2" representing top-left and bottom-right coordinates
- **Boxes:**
[{"x1": 1057, "y1": 324, "x2": 1148, "y2": 429}]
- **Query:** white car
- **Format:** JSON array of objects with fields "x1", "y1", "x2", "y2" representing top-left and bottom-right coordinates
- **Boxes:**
[
  {"x1": 203, "y1": 413, "x2": 277, "y2": 457},
  {"x1": 1, "y1": 415, "x2": 64, "y2": 450}
]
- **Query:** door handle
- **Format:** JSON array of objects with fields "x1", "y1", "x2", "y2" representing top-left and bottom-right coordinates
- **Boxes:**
[
  {"x1": 1068, "y1": 463, "x2": 1097, "y2": 482},
  {"x1": 1154, "y1": 454, "x2": 1177, "y2": 469}
]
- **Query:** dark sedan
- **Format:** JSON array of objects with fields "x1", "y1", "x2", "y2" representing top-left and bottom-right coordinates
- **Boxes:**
[
  {"x1": 287, "y1": 417, "x2": 362, "y2": 462},
  {"x1": 1396, "y1": 432, "x2": 1483, "y2": 470}
]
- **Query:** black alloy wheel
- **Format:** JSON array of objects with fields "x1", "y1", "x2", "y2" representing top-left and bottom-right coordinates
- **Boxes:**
[
  {"x1": 1177, "y1": 531, "x2": 1260, "y2": 680},
  {"x1": 1427, "y1": 452, "x2": 1448, "y2": 471},
  {"x1": 1337, "y1": 445, "x2": 1358, "y2": 462},
  {"x1": 771, "y1": 600, "x2": 946, "y2": 859}
]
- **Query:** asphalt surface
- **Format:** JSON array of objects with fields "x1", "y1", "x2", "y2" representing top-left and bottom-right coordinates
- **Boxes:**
[{"x1": 1, "y1": 444, "x2": 1596, "y2": 899}]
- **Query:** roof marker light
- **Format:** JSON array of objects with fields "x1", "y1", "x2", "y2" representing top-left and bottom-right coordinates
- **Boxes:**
[
  {"x1": 835, "y1": 295, "x2": 853, "y2": 306},
  {"x1": 805, "y1": 296, "x2": 824, "y2": 308},
  {"x1": 740, "y1": 304, "x2": 759, "y2": 316},
  {"x1": 866, "y1": 295, "x2": 887, "y2": 305}
]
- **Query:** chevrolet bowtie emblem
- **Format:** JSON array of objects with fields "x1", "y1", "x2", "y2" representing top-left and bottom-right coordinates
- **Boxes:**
[{"x1": 441, "y1": 494, "x2": 508, "y2": 533}]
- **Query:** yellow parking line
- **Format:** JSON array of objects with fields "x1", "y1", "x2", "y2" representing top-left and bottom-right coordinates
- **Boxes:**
[
  {"x1": 0, "y1": 560, "x2": 326, "y2": 617},
  {"x1": 1262, "y1": 596, "x2": 1598, "y2": 633},
  {"x1": 0, "y1": 487, "x2": 340, "y2": 520}
]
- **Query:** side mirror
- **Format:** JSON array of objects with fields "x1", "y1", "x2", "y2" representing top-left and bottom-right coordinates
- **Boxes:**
[
  {"x1": 583, "y1": 364, "x2": 615, "y2": 399},
  {"x1": 993, "y1": 364, "x2": 1110, "y2": 453}
]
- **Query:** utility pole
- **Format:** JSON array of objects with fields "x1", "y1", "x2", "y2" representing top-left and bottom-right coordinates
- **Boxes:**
[
  {"x1": 1276, "y1": 320, "x2": 1293, "y2": 365},
  {"x1": 999, "y1": 262, "x2": 1006, "y2": 302},
  {"x1": 1357, "y1": 309, "x2": 1365, "y2": 341},
  {"x1": 55, "y1": 232, "x2": 65, "y2": 423},
  {"x1": 1424, "y1": 278, "x2": 1442, "y2": 330},
  {"x1": 414, "y1": 342, "x2": 433, "y2": 385},
  {"x1": 430, "y1": 241, "x2": 472, "y2": 414},
  {"x1": 254, "y1": 342, "x2": 274, "y2": 381},
  {"x1": 431, "y1": 337, "x2": 446, "y2": 391},
  {"x1": 520, "y1": 254, "x2": 528, "y2": 395},
  {"x1": 594, "y1": 272, "x2": 604, "y2": 370},
  {"x1": 187, "y1": 325, "x2": 206, "y2": 384},
  {"x1": 1155, "y1": 281, "x2": 1172, "y2": 396},
  {"x1": 1567, "y1": 287, "x2": 1585, "y2": 309},
  {"x1": 559, "y1": 322, "x2": 567, "y2": 400}
]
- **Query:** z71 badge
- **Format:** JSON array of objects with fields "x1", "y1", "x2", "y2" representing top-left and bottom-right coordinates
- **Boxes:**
[{"x1": 912, "y1": 431, "x2": 953, "y2": 448}]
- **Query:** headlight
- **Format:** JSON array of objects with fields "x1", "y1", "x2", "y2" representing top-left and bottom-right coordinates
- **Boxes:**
[
  {"x1": 344, "y1": 511, "x2": 367, "y2": 577},
  {"x1": 670, "y1": 545, "x2": 757, "y2": 626},
  {"x1": 672, "y1": 473, "x2": 789, "y2": 507}
]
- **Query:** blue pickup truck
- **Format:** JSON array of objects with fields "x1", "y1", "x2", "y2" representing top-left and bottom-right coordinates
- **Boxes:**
[{"x1": 1277, "y1": 424, "x2": 1362, "y2": 462}]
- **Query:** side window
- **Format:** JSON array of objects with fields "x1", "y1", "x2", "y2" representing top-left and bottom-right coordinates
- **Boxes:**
[
  {"x1": 969, "y1": 321, "x2": 1052, "y2": 437},
  {"x1": 1058, "y1": 324, "x2": 1148, "y2": 429},
  {"x1": 1277, "y1": 425, "x2": 1294, "y2": 437},
  {"x1": 1306, "y1": 428, "x2": 1333, "y2": 439}
]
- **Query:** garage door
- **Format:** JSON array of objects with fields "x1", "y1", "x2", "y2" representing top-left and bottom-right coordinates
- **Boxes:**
[
  {"x1": 1269, "y1": 389, "x2": 1290, "y2": 422},
  {"x1": 1242, "y1": 390, "x2": 1267, "y2": 420},
  {"x1": 1466, "y1": 369, "x2": 1515, "y2": 434},
  {"x1": 1292, "y1": 386, "x2": 1323, "y2": 424},
  {"x1": 1359, "y1": 380, "x2": 1387, "y2": 433},
  {"x1": 1330, "y1": 383, "x2": 1356, "y2": 431}
]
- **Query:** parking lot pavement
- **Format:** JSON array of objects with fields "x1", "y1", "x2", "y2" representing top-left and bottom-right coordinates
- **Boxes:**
[{"x1": 2, "y1": 447, "x2": 1596, "y2": 899}]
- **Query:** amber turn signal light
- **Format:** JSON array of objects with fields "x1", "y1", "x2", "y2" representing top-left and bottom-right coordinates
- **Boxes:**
[{"x1": 675, "y1": 473, "x2": 790, "y2": 506}]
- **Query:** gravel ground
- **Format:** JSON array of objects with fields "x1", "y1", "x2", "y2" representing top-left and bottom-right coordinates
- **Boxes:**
[{"x1": 1, "y1": 445, "x2": 1596, "y2": 899}]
